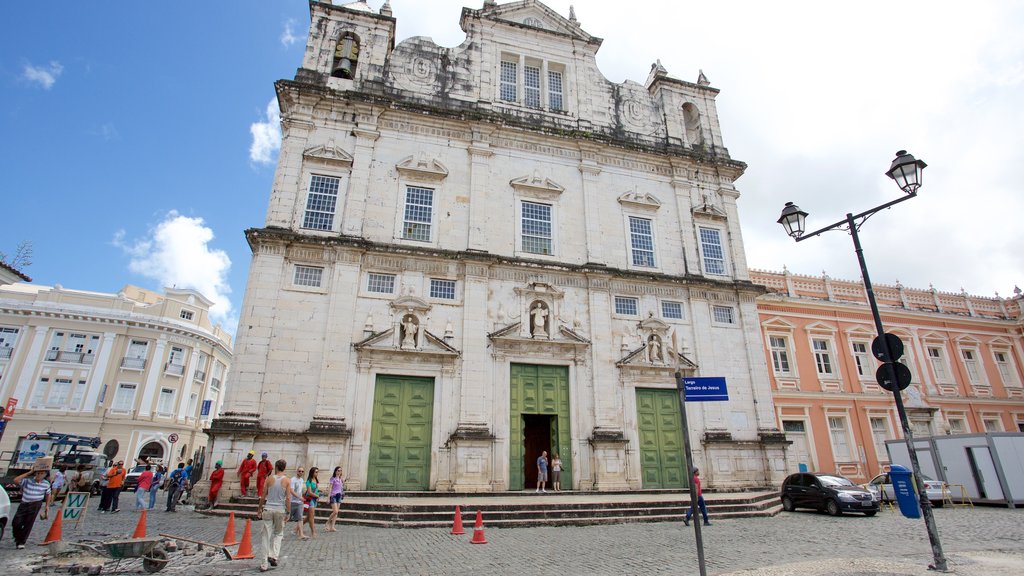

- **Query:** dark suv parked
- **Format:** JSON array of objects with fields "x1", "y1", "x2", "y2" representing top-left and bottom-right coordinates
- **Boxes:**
[{"x1": 780, "y1": 472, "x2": 879, "y2": 516}]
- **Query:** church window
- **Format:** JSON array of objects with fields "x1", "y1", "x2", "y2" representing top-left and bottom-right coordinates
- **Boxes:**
[
  {"x1": 500, "y1": 59, "x2": 518, "y2": 102},
  {"x1": 429, "y1": 278, "x2": 456, "y2": 300},
  {"x1": 661, "y1": 301, "x2": 683, "y2": 320},
  {"x1": 628, "y1": 216, "x2": 656, "y2": 267},
  {"x1": 302, "y1": 174, "x2": 340, "y2": 231},
  {"x1": 699, "y1": 226, "x2": 727, "y2": 275},
  {"x1": 520, "y1": 201, "x2": 553, "y2": 255},
  {"x1": 402, "y1": 186, "x2": 434, "y2": 242},
  {"x1": 524, "y1": 63, "x2": 541, "y2": 108},
  {"x1": 331, "y1": 32, "x2": 360, "y2": 79},
  {"x1": 367, "y1": 273, "x2": 396, "y2": 294},
  {"x1": 293, "y1": 265, "x2": 324, "y2": 288},
  {"x1": 614, "y1": 296, "x2": 638, "y2": 316},
  {"x1": 548, "y1": 68, "x2": 564, "y2": 111},
  {"x1": 712, "y1": 305, "x2": 735, "y2": 324},
  {"x1": 499, "y1": 53, "x2": 567, "y2": 112}
]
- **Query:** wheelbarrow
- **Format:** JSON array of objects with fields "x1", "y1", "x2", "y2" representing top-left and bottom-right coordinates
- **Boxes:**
[{"x1": 70, "y1": 537, "x2": 170, "y2": 573}]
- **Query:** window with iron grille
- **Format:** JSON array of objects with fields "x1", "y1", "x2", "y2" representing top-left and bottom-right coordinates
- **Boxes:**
[
  {"x1": 614, "y1": 296, "x2": 638, "y2": 316},
  {"x1": 500, "y1": 60, "x2": 518, "y2": 102},
  {"x1": 521, "y1": 201, "x2": 553, "y2": 255},
  {"x1": 302, "y1": 174, "x2": 340, "y2": 230},
  {"x1": 628, "y1": 216, "x2": 656, "y2": 267},
  {"x1": 712, "y1": 305, "x2": 734, "y2": 324},
  {"x1": 402, "y1": 186, "x2": 433, "y2": 241},
  {"x1": 661, "y1": 301, "x2": 683, "y2": 320},
  {"x1": 699, "y1": 227, "x2": 726, "y2": 275},
  {"x1": 524, "y1": 64, "x2": 541, "y2": 108},
  {"x1": 294, "y1": 265, "x2": 324, "y2": 288},
  {"x1": 367, "y1": 272, "x2": 396, "y2": 294},
  {"x1": 429, "y1": 278, "x2": 456, "y2": 300},
  {"x1": 548, "y1": 70, "x2": 563, "y2": 111}
]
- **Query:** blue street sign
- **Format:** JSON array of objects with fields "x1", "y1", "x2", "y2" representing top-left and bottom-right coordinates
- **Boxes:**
[
  {"x1": 682, "y1": 377, "x2": 729, "y2": 402},
  {"x1": 200, "y1": 400, "x2": 212, "y2": 417}
]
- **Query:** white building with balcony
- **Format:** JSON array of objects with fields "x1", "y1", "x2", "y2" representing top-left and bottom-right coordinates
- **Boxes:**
[{"x1": 0, "y1": 283, "x2": 233, "y2": 469}]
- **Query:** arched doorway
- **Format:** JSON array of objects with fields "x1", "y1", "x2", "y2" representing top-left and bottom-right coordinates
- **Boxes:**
[{"x1": 138, "y1": 441, "x2": 165, "y2": 464}]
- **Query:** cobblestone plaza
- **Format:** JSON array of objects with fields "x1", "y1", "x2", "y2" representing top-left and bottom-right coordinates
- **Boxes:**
[{"x1": 2, "y1": 503, "x2": 1023, "y2": 575}]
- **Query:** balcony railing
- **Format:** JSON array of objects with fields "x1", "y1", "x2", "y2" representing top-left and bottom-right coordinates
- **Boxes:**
[
  {"x1": 45, "y1": 350, "x2": 95, "y2": 365},
  {"x1": 193, "y1": 369, "x2": 207, "y2": 382},
  {"x1": 0, "y1": 347, "x2": 13, "y2": 359},
  {"x1": 121, "y1": 357, "x2": 146, "y2": 370},
  {"x1": 164, "y1": 362, "x2": 185, "y2": 376}
]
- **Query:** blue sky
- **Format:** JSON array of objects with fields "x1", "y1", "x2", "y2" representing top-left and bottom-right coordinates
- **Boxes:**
[{"x1": 3, "y1": 1, "x2": 1023, "y2": 334}]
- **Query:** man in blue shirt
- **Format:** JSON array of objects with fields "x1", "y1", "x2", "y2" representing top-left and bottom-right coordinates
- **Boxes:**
[
  {"x1": 13, "y1": 467, "x2": 52, "y2": 549},
  {"x1": 536, "y1": 451, "x2": 549, "y2": 493}
]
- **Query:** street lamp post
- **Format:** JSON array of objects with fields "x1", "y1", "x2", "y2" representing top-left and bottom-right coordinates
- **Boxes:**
[{"x1": 777, "y1": 151, "x2": 948, "y2": 572}]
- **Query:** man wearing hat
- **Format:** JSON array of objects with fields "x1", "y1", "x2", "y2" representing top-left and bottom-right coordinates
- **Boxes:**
[
  {"x1": 208, "y1": 460, "x2": 225, "y2": 508},
  {"x1": 256, "y1": 451, "x2": 273, "y2": 497},
  {"x1": 12, "y1": 463, "x2": 53, "y2": 548},
  {"x1": 237, "y1": 450, "x2": 258, "y2": 497}
]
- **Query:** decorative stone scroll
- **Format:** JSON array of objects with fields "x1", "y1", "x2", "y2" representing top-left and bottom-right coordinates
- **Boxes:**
[
  {"x1": 396, "y1": 153, "x2": 448, "y2": 182},
  {"x1": 302, "y1": 138, "x2": 354, "y2": 168},
  {"x1": 510, "y1": 170, "x2": 565, "y2": 200}
]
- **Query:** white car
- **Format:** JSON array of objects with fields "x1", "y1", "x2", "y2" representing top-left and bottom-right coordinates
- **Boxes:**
[
  {"x1": 866, "y1": 472, "x2": 945, "y2": 507},
  {"x1": 0, "y1": 484, "x2": 10, "y2": 541}
]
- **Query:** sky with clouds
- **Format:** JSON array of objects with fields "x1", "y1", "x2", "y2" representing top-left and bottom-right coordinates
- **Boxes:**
[{"x1": 2, "y1": 1, "x2": 1022, "y2": 334}]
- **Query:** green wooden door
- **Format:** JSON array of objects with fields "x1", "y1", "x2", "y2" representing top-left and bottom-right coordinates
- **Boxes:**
[
  {"x1": 510, "y1": 364, "x2": 571, "y2": 489},
  {"x1": 636, "y1": 388, "x2": 687, "y2": 489},
  {"x1": 367, "y1": 375, "x2": 434, "y2": 490}
]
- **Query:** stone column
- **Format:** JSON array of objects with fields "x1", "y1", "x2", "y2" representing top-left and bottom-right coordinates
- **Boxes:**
[
  {"x1": 670, "y1": 169, "x2": 699, "y2": 275},
  {"x1": 586, "y1": 277, "x2": 619, "y2": 430},
  {"x1": 138, "y1": 338, "x2": 167, "y2": 417},
  {"x1": 177, "y1": 350, "x2": 201, "y2": 421},
  {"x1": 458, "y1": 263, "x2": 490, "y2": 424},
  {"x1": 11, "y1": 326, "x2": 48, "y2": 404},
  {"x1": 265, "y1": 116, "x2": 314, "y2": 228},
  {"x1": 341, "y1": 125, "x2": 380, "y2": 236},
  {"x1": 312, "y1": 250, "x2": 362, "y2": 427},
  {"x1": 467, "y1": 129, "x2": 494, "y2": 252},
  {"x1": 578, "y1": 144, "x2": 604, "y2": 264},
  {"x1": 82, "y1": 332, "x2": 116, "y2": 412}
]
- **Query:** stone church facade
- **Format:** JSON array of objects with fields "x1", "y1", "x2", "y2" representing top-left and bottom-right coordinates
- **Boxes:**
[{"x1": 208, "y1": 0, "x2": 787, "y2": 493}]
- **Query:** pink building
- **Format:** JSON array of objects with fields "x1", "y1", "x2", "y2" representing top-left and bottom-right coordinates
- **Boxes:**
[{"x1": 753, "y1": 269, "x2": 1024, "y2": 483}]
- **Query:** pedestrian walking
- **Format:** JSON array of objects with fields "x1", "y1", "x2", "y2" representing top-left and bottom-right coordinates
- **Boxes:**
[
  {"x1": 135, "y1": 465, "x2": 154, "y2": 510},
  {"x1": 683, "y1": 468, "x2": 711, "y2": 526},
  {"x1": 12, "y1": 466, "x2": 52, "y2": 549},
  {"x1": 551, "y1": 453, "x2": 562, "y2": 492},
  {"x1": 303, "y1": 467, "x2": 320, "y2": 539},
  {"x1": 238, "y1": 450, "x2": 257, "y2": 497},
  {"x1": 256, "y1": 452, "x2": 273, "y2": 497},
  {"x1": 165, "y1": 463, "x2": 187, "y2": 512},
  {"x1": 50, "y1": 466, "x2": 66, "y2": 504},
  {"x1": 326, "y1": 467, "x2": 344, "y2": 532},
  {"x1": 148, "y1": 465, "x2": 164, "y2": 510},
  {"x1": 290, "y1": 466, "x2": 307, "y2": 540},
  {"x1": 208, "y1": 461, "x2": 225, "y2": 508},
  {"x1": 257, "y1": 459, "x2": 291, "y2": 572},
  {"x1": 536, "y1": 450, "x2": 549, "y2": 493},
  {"x1": 181, "y1": 459, "x2": 194, "y2": 504}
]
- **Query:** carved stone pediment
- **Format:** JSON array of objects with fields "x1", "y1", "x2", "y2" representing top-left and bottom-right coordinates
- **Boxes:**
[
  {"x1": 396, "y1": 154, "x2": 449, "y2": 182},
  {"x1": 302, "y1": 139, "x2": 354, "y2": 167},
  {"x1": 692, "y1": 202, "x2": 727, "y2": 220},
  {"x1": 484, "y1": 1, "x2": 594, "y2": 43},
  {"x1": 639, "y1": 315, "x2": 671, "y2": 334},
  {"x1": 618, "y1": 190, "x2": 662, "y2": 212},
  {"x1": 510, "y1": 171, "x2": 564, "y2": 200},
  {"x1": 616, "y1": 344, "x2": 698, "y2": 371},
  {"x1": 488, "y1": 322, "x2": 590, "y2": 359},
  {"x1": 389, "y1": 295, "x2": 431, "y2": 314},
  {"x1": 353, "y1": 327, "x2": 460, "y2": 358}
]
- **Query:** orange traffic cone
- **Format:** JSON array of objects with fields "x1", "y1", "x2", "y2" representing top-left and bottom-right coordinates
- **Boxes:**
[
  {"x1": 131, "y1": 509, "x2": 147, "y2": 538},
  {"x1": 221, "y1": 511, "x2": 239, "y2": 546},
  {"x1": 469, "y1": 510, "x2": 488, "y2": 544},
  {"x1": 450, "y1": 505, "x2": 465, "y2": 535},
  {"x1": 41, "y1": 510, "x2": 63, "y2": 545},
  {"x1": 231, "y1": 519, "x2": 255, "y2": 560}
]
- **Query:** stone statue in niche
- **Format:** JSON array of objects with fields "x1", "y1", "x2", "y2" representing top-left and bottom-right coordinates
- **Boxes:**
[
  {"x1": 401, "y1": 315, "x2": 418, "y2": 349},
  {"x1": 530, "y1": 301, "x2": 549, "y2": 338},
  {"x1": 647, "y1": 334, "x2": 664, "y2": 363}
]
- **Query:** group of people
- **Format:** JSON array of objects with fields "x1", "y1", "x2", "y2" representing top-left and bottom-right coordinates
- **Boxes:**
[
  {"x1": 95, "y1": 458, "x2": 194, "y2": 514},
  {"x1": 253, "y1": 456, "x2": 345, "y2": 572},
  {"x1": 535, "y1": 450, "x2": 563, "y2": 493}
]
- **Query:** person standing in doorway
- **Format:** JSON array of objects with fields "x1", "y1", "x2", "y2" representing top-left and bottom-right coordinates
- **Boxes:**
[
  {"x1": 238, "y1": 450, "x2": 257, "y2": 497},
  {"x1": 135, "y1": 465, "x2": 154, "y2": 510},
  {"x1": 326, "y1": 467, "x2": 344, "y2": 532},
  {"x1": 208, "y1": 461, "x2": 225, "y2": 509},
  {"x1": 257, "y1": 459, "x2": 291, "y2": 572},
  {"x1": 550, "y1": 453, "x2": 562, "y2": 492},
  {"x1": 536, "y1": 450, "x2": 549, "y2": 493},
  {"x1": 256, "y1": 452, "x2": 273, "y2": 497},
  {"x1": 290, "y1": 466, "x2": 307, "y2": 539},
  {"x1": 683, "y1": 468, "x2": 710, "y2": 526},
  {"x1": 12, "y1": 467, "x2": 52, "y2": 549}
]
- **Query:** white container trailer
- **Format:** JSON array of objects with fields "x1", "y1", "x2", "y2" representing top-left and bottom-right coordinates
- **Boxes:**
[{"x1": 886, "y1": 432, "x2": 1024, "y2": 507}]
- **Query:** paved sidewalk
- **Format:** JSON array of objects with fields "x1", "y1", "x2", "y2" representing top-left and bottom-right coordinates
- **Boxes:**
[{"x1": 1, "y1": 500, "x2": 1022, "y2": 575}]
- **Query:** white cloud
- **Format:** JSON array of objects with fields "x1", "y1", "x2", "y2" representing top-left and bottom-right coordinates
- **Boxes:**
[
  {"x1": 23, "y1": 61, "x2": 64, "y2": 89},
  {"x1": 249, "y1": 99, "x2": 281, "y2": 165},
  {"x1": 280, "y1": 18, "x2": 299, "y2": 47},
  {"x1": 114, "y1": 211, "x2": 235, "y2": 329}
]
